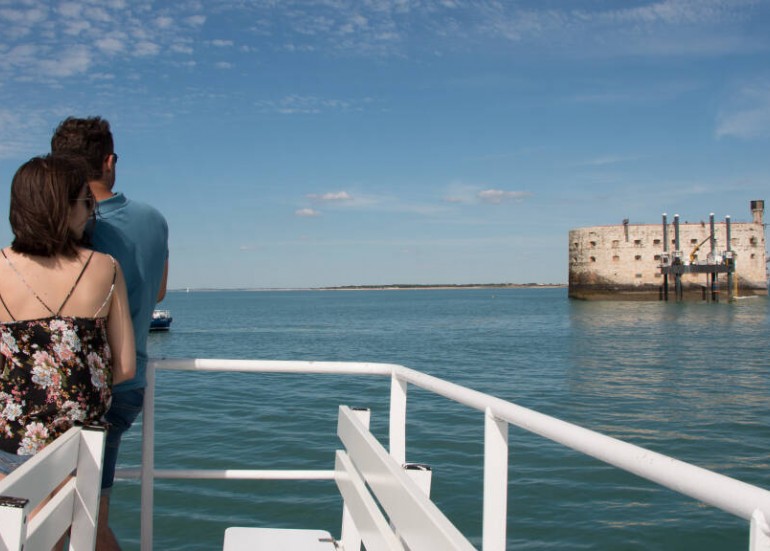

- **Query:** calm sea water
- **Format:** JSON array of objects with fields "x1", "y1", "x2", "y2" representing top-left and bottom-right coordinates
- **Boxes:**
[{"x1": 110, "y1": 288, "x2": 770, "y2": 550}]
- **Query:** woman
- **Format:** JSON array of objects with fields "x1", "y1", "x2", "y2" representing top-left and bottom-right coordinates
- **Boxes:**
[{"x1": 0, "y1": 155, "x2": 135, "y2": 475}]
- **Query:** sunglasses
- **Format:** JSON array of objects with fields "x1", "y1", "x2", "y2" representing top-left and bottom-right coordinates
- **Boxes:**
[{"x1": 74, "y1": 191, "x2": 96, "y2": 211}]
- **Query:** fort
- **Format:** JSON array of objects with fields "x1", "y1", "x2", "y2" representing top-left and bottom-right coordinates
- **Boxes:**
[{"x1": 569, "y1": 200, "x2": 768, "y2": 300}]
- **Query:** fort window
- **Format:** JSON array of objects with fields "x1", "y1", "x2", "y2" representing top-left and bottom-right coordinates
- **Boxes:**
[
  {"x1": 612, "y1": 255, "x2": 620, "y2": 262},
  {"x1": 653, "y1": 255, "x2": 661, "y2": 261},
  {"x1": 573, "y1": 242, "x2": 578, "y2": 249},
  {"x1": 635, "y1": 273, "x2": 643, "y2": 278},
  {"x1": 654, "y1": 273, "x2": 661, "y2": 278},
  {"x1": 751, "y1": 253, "x2": 756, "y2": 259},
  {"x1": 653, "y1": 239, "x2": 661, "y2": 246},
  {"x1": 612, "y1": 240, "x2": 620, "y2": 248},
  {"x1": 590, "y1": 241, "x2": 597, "y2": 248},
  {"x1": 750, "y1": 237, "x2": 758, "y2": 246},
  {"x1": 635, "y1": 255, "x2": 642, "y2": 261},
  {"x1": 634, "y1": 239, "x2": 642, "y2": 247},
  {"x1": 590, "y1": 256, "x2": 596, "y2": 263},
  {"x1": 690, "y1": 239, "x2": 698, "y2": 245}
]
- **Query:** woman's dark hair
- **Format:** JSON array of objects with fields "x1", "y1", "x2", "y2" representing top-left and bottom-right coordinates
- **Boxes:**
[{"x1": 9, "y1": 155, "x2": 89, "y2": 258}]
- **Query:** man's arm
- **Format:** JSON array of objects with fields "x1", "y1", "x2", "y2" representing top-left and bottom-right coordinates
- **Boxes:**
[{"x1": 157, "y1": 259, "x2": 168, "y2": 302}]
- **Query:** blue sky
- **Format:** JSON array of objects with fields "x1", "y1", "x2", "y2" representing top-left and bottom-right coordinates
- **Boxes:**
[{"x1": 1, "y1": 0, "x2": 768, "y2": 289}]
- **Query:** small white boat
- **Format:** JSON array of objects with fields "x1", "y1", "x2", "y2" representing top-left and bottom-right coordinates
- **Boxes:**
[{"x1": 149, "y1": 309, "x2": 172, "y2": 331}]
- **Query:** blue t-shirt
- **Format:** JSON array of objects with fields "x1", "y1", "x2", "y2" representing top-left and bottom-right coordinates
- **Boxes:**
[{"x1": 89, "y1": 192, "x2": 168, "y2": 392}]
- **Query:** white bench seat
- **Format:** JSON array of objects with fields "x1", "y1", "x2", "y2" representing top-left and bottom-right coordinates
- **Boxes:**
[
  {"x1": 223, "y1": 527, "x2": 336, "y2": 550},
  {"x1": 224, "y1": 405, "x2": 475, "y2": 551}
]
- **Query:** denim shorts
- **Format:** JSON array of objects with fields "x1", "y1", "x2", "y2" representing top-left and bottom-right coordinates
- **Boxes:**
[
  {"x1": 102, "y1": 388, "x2": 145, "y2": 494},
  {"x1": 0, "y1": 449, "x2": 30, "y2": 475}
]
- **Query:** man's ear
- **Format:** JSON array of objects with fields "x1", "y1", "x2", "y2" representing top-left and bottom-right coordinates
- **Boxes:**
[{"x1": 103, "y1": 154, "x2": 115, "y2": 176}]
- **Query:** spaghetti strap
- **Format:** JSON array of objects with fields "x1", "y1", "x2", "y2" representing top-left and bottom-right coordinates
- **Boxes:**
[
  {"x1": 0, "y1": 292, "x2": 14, "y2": 321},
  {"x1": 56, "y1": 251, "x2": 95, "y2": 316},
  {"x1": 0, "y1": 251, "x2": 15, "y2": 320},
  {"x1": 93, "y1": 256, "x2": 117, "y2": 317},
  {"x1": 2, "y1": 248, "x2": 56, "y2": 317}
]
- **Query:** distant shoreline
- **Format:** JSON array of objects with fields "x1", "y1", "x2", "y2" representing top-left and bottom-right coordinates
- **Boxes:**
[{"x1": 170, "y1": 283, "x2": 567, "y2": 293}]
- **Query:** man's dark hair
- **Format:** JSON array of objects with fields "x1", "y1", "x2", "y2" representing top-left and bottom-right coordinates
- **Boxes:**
[
  {"x1": 51, "y1": 116, "x2": 114, "y2": 181},
  {"x1": 10, "y1": 155, "x2": 89, "y2": 258}
]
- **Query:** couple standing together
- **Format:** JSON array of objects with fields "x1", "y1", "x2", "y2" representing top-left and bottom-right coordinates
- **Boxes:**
[{"x1": 0, "y1": 117, "x2": 168, "y2": 550}]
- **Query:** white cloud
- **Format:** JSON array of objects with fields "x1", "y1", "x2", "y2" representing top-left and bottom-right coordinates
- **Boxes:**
[
  {"x1": 134, "y1": 41, "x2": 161, "y2": 56},
  {"x1": 171, "y1": 42, "x2": 194, "y2": 55},
  {"x1": 155, "y1": 16, "x2": 174, "y2": 29},
  {"x1": 215, "y1": 61, "x2": 233, "y2": 69},
  {"x1": 96, "y1": 37, "x2": 125, "y2": 54},
  {"x1": 477, "y1": 189, "x2": 532, "y2": 204},
  {"x1": 308, "y1": 191, "x2": 352, "y2": 202},
  {"x1": 39, "y1": 45, "x2": 93, "y2": 77},
  {"x1": 576, "y1": 155, "x2": 643, "y2": 167},
  {"x1": 185, "y1": 15, "x2": 206, "y2": 27},
  {"x1": 716, "y1": 82, "x2": 770, "y2": 140},
  {"x1": 295, "y1": 208, "x2": 321, "y2": 217},
  {"x1": 256, "y1": 95, "x2": 369, "y2": 115},
  {"x1": 211, "y1": 39, "x2": 234, "y2": 47}
]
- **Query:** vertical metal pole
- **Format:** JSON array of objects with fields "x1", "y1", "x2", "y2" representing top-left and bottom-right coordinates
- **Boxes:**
[
  {"x1": 483, "y1": 408, "x2": 508, "y2": 551},
  {"x1": 726, "y1": 216, "x2": 734, "y2": 302},
  {"x1": 0, "y1": 497, "x2": 29, "y2": 550},
  {"x1": 674, "y1": 214, "x2": 682, "y2": 301},
  {"x1": 750, "y1": 509, "x2": 770, "y2": 551},
  {"x1": 662, "y1": 213, "x2": 669, "y2": 301},
  {"x1": 389, "y1": 373, "x2": 407, "y2": 465},
  {"x1": 710, "y1": 213, "x2": 717, "y2": 302},
  {"x1": 71, "y1": 426, "x2": 107, "y2": 551},
  {"x1": 140, "y1": 361, "x2": 156, "y2": 551}
]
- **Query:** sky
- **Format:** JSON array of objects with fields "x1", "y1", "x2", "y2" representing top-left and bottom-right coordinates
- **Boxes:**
[{"x1": 1, "y1": 0, "x2": 769, "y2": 290}]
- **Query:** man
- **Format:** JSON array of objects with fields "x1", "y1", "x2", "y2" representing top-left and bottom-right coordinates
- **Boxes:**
[{"x1": 52, "y1": 117, "x2": 169, "y2": 551}]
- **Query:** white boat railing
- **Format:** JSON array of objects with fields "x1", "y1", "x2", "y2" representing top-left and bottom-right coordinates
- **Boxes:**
[{"x1": 122, "y1": 358, "x2": 770, "y2": 551}]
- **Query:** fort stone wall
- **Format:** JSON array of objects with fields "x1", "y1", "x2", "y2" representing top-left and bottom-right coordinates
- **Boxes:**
[{"x1": 568, "y1": 201, "x2": 767, "y2": 300}]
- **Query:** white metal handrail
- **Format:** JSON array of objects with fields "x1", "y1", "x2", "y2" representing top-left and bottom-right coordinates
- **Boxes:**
[{"x1": 126, "y1": 358, "x2": 770, "y2": 551}]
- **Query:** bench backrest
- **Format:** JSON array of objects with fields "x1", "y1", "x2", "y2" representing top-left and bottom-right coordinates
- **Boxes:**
[
  {"x1": 335, "y1": 405, "x2": 476, "y2": 551},
  {"x1": 0, "y1": 426, "x2": 106, "y2": 551}
]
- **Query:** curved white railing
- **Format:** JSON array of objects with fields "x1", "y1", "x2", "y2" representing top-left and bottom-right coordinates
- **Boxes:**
[{"x1": 124, "y1": 358, "x2": 770, "y2": 551}]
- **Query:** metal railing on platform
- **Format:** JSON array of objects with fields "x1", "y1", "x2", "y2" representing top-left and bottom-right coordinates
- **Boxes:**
[{"x1": 119, "y1": 358, "x2": 770, "y2": 551}]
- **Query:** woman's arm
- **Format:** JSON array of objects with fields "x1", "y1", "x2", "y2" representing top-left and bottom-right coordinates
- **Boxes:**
[{"x1": 107, "y1": 263, "x2": 136, "y2": 386}]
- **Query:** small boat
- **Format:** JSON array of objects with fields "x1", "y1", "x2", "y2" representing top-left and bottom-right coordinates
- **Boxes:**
[{"x1": 149, "y1": 309, "x2": 173, "y2": 331}]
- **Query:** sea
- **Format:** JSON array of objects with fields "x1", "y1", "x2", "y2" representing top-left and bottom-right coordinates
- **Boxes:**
[{"x1": 109, "y1": 287, "x2": 769, "y2": 550}]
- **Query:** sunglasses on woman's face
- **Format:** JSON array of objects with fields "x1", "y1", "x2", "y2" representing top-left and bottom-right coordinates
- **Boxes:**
[{"x1": 74, "y1": 191, "x2": 96, "y2": 211}]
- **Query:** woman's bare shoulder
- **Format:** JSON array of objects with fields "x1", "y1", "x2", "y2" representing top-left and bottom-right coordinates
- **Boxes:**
[{"x1": 79, "y1": 249, "x2": 121, "y2": 281}]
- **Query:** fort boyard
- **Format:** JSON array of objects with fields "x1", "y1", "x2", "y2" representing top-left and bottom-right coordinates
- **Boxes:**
[{"x1": 569, "y1": 200, "x2": 768, "y2": 301}]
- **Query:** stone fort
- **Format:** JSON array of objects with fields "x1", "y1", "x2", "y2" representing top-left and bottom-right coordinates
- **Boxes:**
[{"x1": 569, "y1": 200, "x2": 767, "y2": 300}]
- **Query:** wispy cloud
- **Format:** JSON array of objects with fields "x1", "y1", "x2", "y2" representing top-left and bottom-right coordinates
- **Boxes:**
[
  {"x1": 307, "y1": 191, "x2": 352, "y2": 202},
  {"x1": 256, "y1": 95, "x2": 373, "y2": 115},
  {"x1": 575, "y1": 155, "x2": 645, "y2": 167},
  {"x1": 716, "y1": 81, "x2": 770, "y2": 140},
  {"x1": 443, "y1": 183, "x2": 532, "y2": 205},
  {"x1": 295, "y1": 208, "x2": 321, "y2": 217},
  {"x1": 477, "y1": 189, "x2": 532, "y2": 205}
]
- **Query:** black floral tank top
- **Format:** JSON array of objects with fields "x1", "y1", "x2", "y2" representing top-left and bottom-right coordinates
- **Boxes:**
[
  {"x1": 0, "y1": 250, "x2": 115, "y2": 455},
  {"x1": 0, "y1": 317, "x2": 112, "y2": 454}
]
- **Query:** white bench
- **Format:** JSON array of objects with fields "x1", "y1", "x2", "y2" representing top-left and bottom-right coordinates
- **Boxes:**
[
  {"x1": 223, "y1": 405, "x2": 476, "y2": 550},
  {"x1": 0, "y1": 426, "x2": 106, "y2": 551}
]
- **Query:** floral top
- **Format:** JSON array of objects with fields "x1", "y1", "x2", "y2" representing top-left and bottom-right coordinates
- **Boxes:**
[{"x1": 0, "y1": 316, "x2": 112, "y2": 455}]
